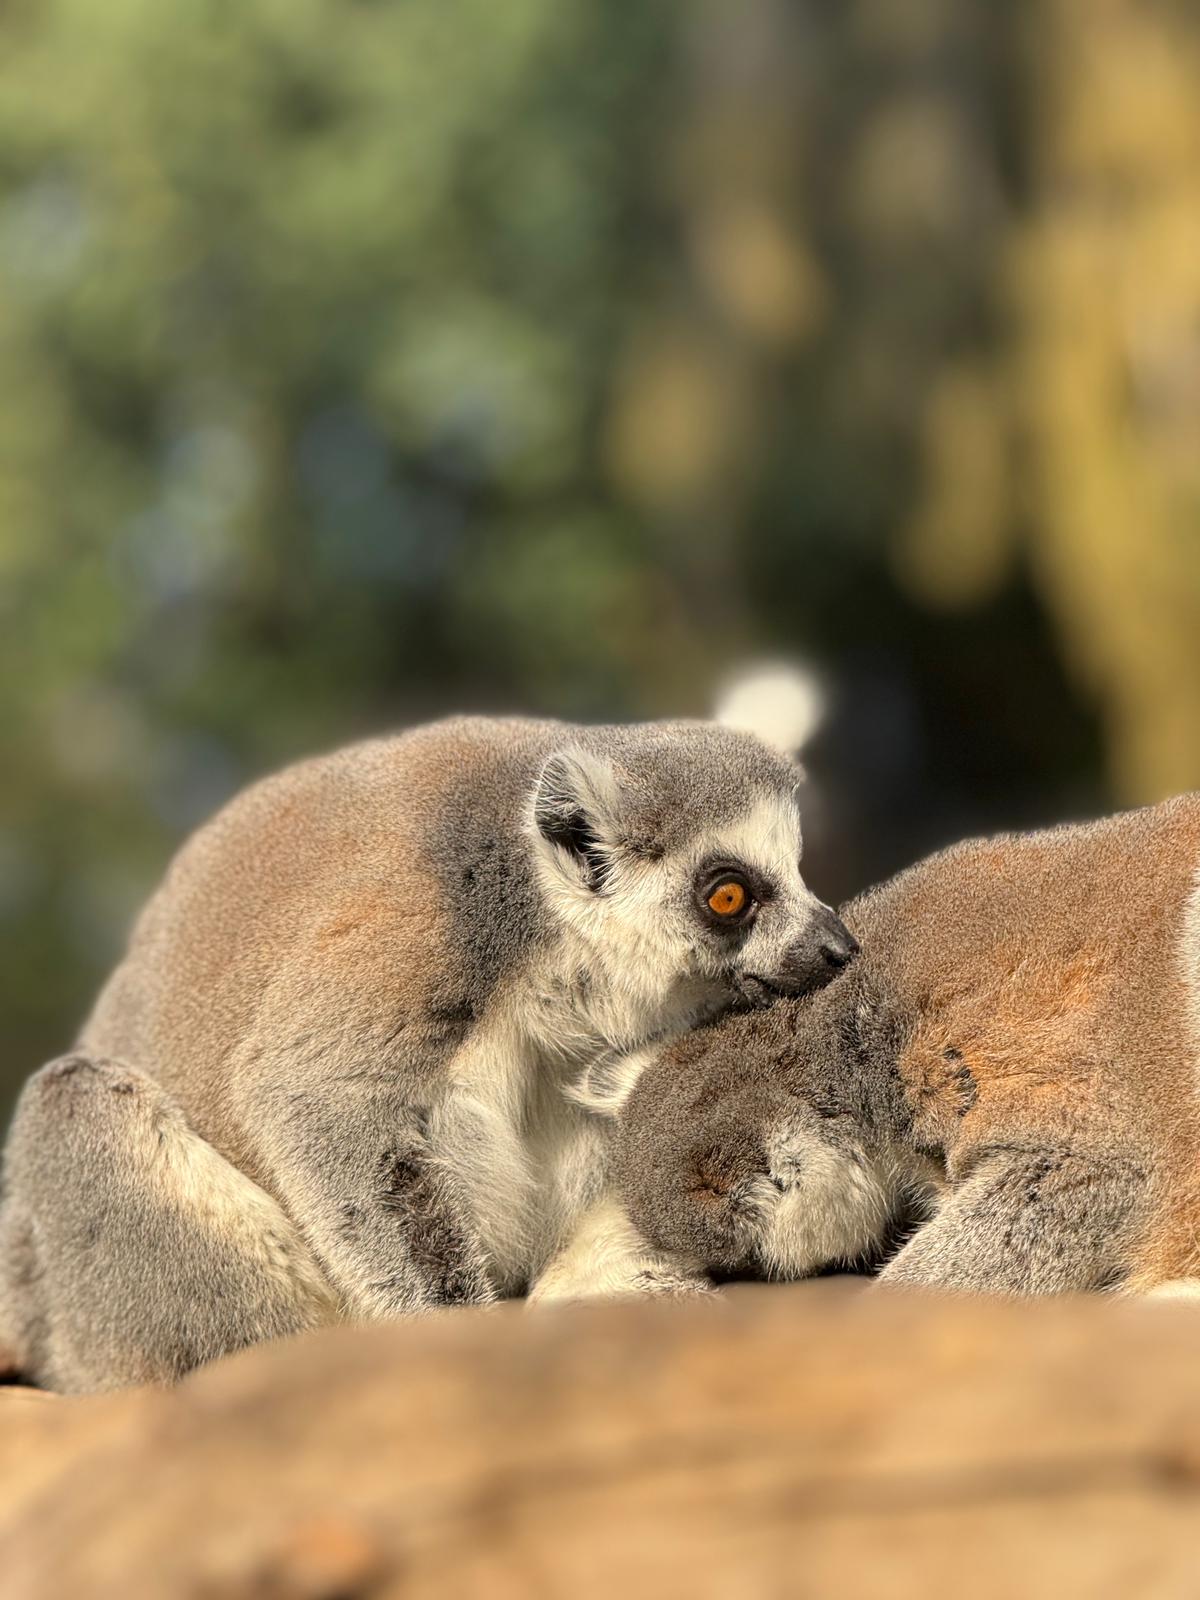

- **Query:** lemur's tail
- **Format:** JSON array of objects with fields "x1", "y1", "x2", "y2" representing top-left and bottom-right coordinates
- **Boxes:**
[{"x1": 713, "y1": 660, "x2": 825, "y2": 758}]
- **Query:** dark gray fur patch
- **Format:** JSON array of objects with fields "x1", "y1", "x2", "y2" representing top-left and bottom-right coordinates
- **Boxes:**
[
  {"x1": 945, "y1": 1051, "x2": 979, "y2": 1115},
  {"x1": 375, "y1": 1141, "x2": 490, "y2": 1306}
]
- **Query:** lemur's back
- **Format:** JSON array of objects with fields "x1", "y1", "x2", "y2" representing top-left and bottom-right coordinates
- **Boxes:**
[
  {"x1": 846, "y1": 793, "x2": 1200, "y2": 1283},
  {"x1": 80, "y1": 718, "x2": 556, "y2": 1165}
]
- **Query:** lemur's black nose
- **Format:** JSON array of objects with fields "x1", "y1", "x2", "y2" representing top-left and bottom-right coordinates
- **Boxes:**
[
  {"x1": 818, "y1": 909, "x2": 860, "y2": 970},
  {"x1": 769, "y1": 906, "x2": 860, "y2": 997}
]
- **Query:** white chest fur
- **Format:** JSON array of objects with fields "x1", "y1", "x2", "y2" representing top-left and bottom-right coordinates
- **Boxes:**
[{"x1": 433, "y1": 940, "x2": 720, "y2": 1294}]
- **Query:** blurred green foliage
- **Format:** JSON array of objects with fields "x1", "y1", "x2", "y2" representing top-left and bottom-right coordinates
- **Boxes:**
[{"x1": 2, "y1": 0, "x2": 1199, "y2": 1113}]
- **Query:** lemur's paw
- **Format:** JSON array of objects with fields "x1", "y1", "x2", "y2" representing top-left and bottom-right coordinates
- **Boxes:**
[
  {"x1": 529, "y1": 1260, "x2": 713, "y2": 1304},
  {"x1": 628, "y1": 1265, "x2": 717, "y2": 1298},
  {"x1": 527, "y1": 1199, "x2": 712, "y2": 1304},
  {"x1": 732, "y1": 1118, "x2": 895, "y2": 1282}
]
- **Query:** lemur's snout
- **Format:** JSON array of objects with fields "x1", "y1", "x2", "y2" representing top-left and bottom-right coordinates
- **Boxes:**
[
  {"x1": 773, "y1": 905, "x2": 859, "y2": 995},
  {"x1": 815, "y1": 906, "x2": 860, "y2": 970}
]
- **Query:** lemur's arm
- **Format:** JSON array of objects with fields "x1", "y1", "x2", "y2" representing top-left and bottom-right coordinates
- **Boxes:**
[
  {"x1": 241, "y1": 1068, "x2": 496, "y2": 1316},
  {"x1": 528, "y1": 1197, "x2": 712, "y2": 1303},
  {"x1": 221, "y1": 902, "x2": 508, "y2": 1318},
  {"x1": 878, "y1": 1144, "x2": 1142, "y2": 1295}
]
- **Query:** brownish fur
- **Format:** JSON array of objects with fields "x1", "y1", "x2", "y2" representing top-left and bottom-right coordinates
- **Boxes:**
[
  {"x1": 3, "y1": 713, "x2": 843, "y2": 1387},
  {"x1": 615, "y1": 795, "x2": 1200, "y2": 1295},
  {"x1": 854, "y1": 794, "x2": 1200, "y2": 1285},
  {"x1": 83, "y1": 727, "x2": 476, "y2": 1178}
]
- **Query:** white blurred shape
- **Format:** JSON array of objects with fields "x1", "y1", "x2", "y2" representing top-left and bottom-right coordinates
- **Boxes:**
[{"x1": 714, "y1": 660, "x2": 826, "y2": 756}]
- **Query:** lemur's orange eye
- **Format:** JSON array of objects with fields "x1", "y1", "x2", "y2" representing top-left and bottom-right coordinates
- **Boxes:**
[{"x1": 707, "y1": 880, "x2": 747, "y2": 918}]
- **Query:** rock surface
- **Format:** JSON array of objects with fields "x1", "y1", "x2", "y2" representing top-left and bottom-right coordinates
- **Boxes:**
[{"x1": 6, "y1": 1282, "x2": 1200, "y2": 1598}]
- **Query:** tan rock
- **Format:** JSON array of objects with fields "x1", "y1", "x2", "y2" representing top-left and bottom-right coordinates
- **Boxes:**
[{"x1": 6, "y1": 1283, "x2": 1200, "y2": 1598}]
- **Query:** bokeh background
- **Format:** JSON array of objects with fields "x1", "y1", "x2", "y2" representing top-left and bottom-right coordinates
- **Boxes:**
[{"x1": 3, "y1": 0, "x2": 1199, "y2": 1119}]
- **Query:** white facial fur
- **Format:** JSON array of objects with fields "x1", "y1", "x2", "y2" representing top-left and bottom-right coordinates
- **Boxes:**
[
  {"x1": 527, "y1": 754, "x2": 831, "y2": 1050},
  {"x1": 684, "y1": 792, "x2": 832, "y2": 987}
]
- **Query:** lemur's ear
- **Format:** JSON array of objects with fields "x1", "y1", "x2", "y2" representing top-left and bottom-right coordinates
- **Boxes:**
[{"x1": 532, "y1": 748, "x2": 622, "y2": 892}]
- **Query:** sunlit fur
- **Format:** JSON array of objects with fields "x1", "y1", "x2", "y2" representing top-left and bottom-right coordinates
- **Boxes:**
[
  {"x1": 462, "y1": 772, "x2": 826, "y2": 1289},
  {"x1": 749, "y1": 1119, "x2": 899, "y2": 1280},
  {"x1": 0, "y1": 715, "x2": 838, "y2": 1387},
  {"x1": 528, "y1": 770, "x2": 828, "y2": 1046},
  {"x1": 527, "y1": 1198, "x2": 709, "y2": 1303},
  {"x1": 539, "y1": 1046, "x2": 920, "y2": 1301},
  {"x1": 591, "y1": 793, "x2": 1200, "y2": 1304}
]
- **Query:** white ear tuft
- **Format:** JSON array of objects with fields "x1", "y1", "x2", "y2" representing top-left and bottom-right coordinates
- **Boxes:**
[
  {"x1": 531, "y1": 747, "x2": 623, "y2": 890},
  {"x1": 714, "y1": 660, "x2": 825, "y2": 758}
]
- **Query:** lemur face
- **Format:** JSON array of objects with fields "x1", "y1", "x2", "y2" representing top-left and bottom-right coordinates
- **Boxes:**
[
  {"x1": 682, "y1": 791, "x2": 859, "y2": 1008},
  {"x1": 528, "y1": 723, "x2": 857, "y2": 1017}
]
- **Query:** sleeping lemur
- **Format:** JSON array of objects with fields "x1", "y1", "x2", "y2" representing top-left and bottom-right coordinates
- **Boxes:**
[
  {"x1": 0, "y1": 715, "x2": 856, "y2": 1390},
  {"x1": 578, "y1": 795, "x2": 1200, "y2": 1300}
]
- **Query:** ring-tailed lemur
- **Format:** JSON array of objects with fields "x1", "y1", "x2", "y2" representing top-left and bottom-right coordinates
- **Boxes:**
[
  {"x1": 581, "y1": 794, "x2": 1200, "y2": 1302},
  {"x1": 0, "y1": 715, "x2": 856, "y2": 1390}
]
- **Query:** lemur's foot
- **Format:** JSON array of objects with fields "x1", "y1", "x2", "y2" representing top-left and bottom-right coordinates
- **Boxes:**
[{"x1": 528, "y1": 1199, "x2": 712, "y2": 1304}]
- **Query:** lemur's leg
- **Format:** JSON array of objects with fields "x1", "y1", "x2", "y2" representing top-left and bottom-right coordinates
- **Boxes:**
[
  {"x1": 534, "y1": 1044, "x2": 714, "y2": 1302},
  {"x1": 240, "y1": 1070, "x2": 498, "y2": 1319},
  {"x1": 528, "y1": 1198, "x2": 711, "y2": 1303},
  {"x1": 0, "y1": 1055, "x2": 338, "y2": 1392},
  {"x1": 878, "y1": 1146, "x2": 1142, "y2": 1295}
]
